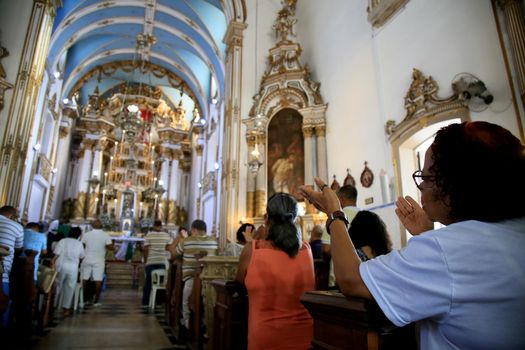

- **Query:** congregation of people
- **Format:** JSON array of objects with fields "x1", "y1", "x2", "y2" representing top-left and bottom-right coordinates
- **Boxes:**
[{"x1": 0, "y1": 121, "x2": 523, "y2": 349}]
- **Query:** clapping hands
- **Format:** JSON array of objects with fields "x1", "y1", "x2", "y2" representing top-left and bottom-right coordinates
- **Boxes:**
[{"x1": 395, "y1": 196, "x2": 433, "y2": 235}]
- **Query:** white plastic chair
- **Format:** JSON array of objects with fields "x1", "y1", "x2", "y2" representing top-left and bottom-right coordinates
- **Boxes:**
[
  {"x1": 73, "y1": 282, "x2": 84, "y2": 311},
  {"x1": 148, "y1": 269, "x2": 167, "y2": 310}
]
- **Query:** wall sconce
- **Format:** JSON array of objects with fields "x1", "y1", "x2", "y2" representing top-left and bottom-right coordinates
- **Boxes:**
[
  {"x1": 33, "y1": 143, "x2": 41, "y2": 151},
  {"x1": 214, "y1": 162, "x2": 220, "y2": 170}
]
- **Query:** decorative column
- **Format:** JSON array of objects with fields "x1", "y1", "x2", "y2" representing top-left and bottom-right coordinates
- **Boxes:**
[
  {"x1": 302, "y1": 126, "x2": 315, "y2": 186},
  {"x1": 496, "y1": 0, "x2": 525, "y2": 140},
  {"x1": 159, "y1": 148, "x2": 171, "y2": 224},
  {"x1": 219, "y1": 20, "x2": 247, "y2": 249},
  {"x1": 167, "y1": 157, "x2": 180, "y2": 226},
  {"x1": 246, "y1": 135, "x2": 256, "y2": 218},
  {"x1": 315, "y1": 125, "x2": 328, "y2": 183},
  {"x1": 73, "y1": 142, "x2": 93, "y2": 220},
  {"x1": 86, "y1": 140, "x2": 104, "y2": 220},
  {"x1": 195, "y1": 143, "x2": 204, "y2": 218},
  {"x1": 254, "y1": 135, "x2": 266, "y2": 218},
  {"x1": 0, "y1": 0, "x2": 60, "y2": 207}
]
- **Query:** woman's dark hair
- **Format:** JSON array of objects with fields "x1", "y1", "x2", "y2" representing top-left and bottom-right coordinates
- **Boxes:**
[
  {"x1": 69, "y1": 227, "x2": 82, "y2": 239},
  {"x1": 236, "y1": 223, "x2": 255, "y2": 244},
  {"x1": 430, "y1": 121, "x2": 525, "y2": 222},
  {"x1": 348, "y1": 211, "x2": 391, "y2": 257},
  {"x1": 265, "y1": 193, "x2": 301, "y2": 258}
]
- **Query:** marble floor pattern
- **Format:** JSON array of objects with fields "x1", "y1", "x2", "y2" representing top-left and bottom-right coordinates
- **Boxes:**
[{"x1": 32, "y1": 288, "x2": 182, "y2": 350}]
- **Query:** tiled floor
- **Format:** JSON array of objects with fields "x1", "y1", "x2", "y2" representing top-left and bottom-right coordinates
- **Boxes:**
[{"x1": 31, "y1": 288, "x2": 182, "y2": 350}]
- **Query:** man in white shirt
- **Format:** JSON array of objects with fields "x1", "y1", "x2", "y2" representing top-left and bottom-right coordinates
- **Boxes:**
[
  {"x1": 81, "y1": 220, "x2": 112, "y2": 305},
  {"x1": 141, "y1": 220, "x2": 172, "y2": 307}
]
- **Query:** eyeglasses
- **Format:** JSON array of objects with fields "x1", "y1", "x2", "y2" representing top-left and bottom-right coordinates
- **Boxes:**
[{"x1": 412, "y1": 170, "x2": 436, "y2": 190}]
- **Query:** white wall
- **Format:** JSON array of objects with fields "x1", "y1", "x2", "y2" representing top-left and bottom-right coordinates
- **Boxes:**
[
  {"x1": 294, "y1": 1, "x2": 520, "y2": 203},
  {"x1": 289, "y1": 0, "x2": 520, "y2": 244}
]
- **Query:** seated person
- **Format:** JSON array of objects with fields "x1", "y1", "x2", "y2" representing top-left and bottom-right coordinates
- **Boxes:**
[
  {"x1": 299, "y1": 121, "x2": 525, "y2": 349},
  {"x1": 236, "y1": 193, "x2": 315, "y2": 350},
  {"x1": 224, "y1": 223, "x2": 255, "y2": 257},
  {"x1": 309, "y1": 225, "x2": 324, "y2": 260},
  {"x1": 166, "y1": 227, "x2": 188, "y2": 261},
  {"x1": 23, "y1": 222, "x2": 47, "y2": 282},
  {"x1": 347, "y1": 211, "x2": 392, "y2": 261},
  {"x1": 176, "y1": 220, "x2": 217, "y2": 329},
  {"x1": 142, "y1": 220, "x2": 172, "y2": 307}
]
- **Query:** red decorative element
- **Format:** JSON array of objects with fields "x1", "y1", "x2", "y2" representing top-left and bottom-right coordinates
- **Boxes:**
[
  {"x1": 330, "y1": 175, "x2": 341, "y2": 192},
  {"x1": 360, "y1": 162, "x2": 374, "y2": 188},
  {"x1": 140, "y1": 108, "x2": 152, "y2": 122},
  {"x1": 344, "y1": 168, "x2": 356, "y2": 187}
]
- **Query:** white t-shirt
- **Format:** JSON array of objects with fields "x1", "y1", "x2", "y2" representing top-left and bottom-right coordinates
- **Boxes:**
[
  {"x1": 54, "y1": 238, "x2": 85, "y2": 271},
  {"x1": 360, "y1": 218, "x2": 525, "y2": 350},
  {"x1": 81, "y1": 229, "x2": 112, "y2": 262}
]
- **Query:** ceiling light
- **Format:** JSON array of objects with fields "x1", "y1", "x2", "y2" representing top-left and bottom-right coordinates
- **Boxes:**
[
  {"x1": 197, "y1": 182, "x2": 202, "y2": 188},
  {"x1": 62, "y1": 98, "x2": 70, "y2": 104},
  {"x1": 53, "y1": 71, "x2": 60, "y2": 79},
  {"x1": 33, "y1": 143, "x2": 41, "y2": 151},
  {"x1": 214, "y1": 162, "x2": 219, "y2": 170},
  {"x1": 51, "y1": 168, "x2": 58, "y2": 174}
]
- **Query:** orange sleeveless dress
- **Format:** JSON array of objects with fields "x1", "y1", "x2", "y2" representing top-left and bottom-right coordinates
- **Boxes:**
[{"x1": 245, "y1": 240, "x2": 315, "y2": 350}]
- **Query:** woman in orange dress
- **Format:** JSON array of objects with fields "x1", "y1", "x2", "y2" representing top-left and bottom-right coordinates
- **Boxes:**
[{"x1": 236, "y1": 193, "x2": 315, "y2": 350}]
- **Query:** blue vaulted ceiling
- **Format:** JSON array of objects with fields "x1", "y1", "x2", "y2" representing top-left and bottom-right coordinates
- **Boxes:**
[{"x1": 48, "y1": 0, "x2": 229, "y2": 120}]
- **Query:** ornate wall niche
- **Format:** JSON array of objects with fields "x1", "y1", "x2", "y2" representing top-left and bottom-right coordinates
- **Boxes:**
[
  {"x1": 367, "y1": 0, "x2": 409, "y2": 28},
  {"x1": 386, "y1": 68, "x2": 470, "y2": 246},
  {"x1": 243, "y1": 0, "x2": 328, "y2": 218}
]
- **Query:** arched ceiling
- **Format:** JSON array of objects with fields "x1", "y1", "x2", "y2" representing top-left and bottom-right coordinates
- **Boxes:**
[{"x1": 48, "y1": 0, "x2": 244, "y2": 120}]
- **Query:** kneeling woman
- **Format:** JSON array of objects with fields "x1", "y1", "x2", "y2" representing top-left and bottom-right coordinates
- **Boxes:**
[{"x1": 236, "y1": 193, "x2": 315, "y2": 350}]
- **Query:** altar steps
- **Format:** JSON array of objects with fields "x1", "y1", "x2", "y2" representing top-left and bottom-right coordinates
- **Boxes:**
[{"x1": 105, "y1": 261, "x2": 144, "y2": 289}]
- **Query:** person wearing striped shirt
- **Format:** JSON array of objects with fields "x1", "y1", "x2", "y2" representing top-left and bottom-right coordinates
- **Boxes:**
[
  {"x1": 141, "y1": 220, "x2": 172, "y2": 307},
  {"x1": 176, "y1": 219, "x2": 217, "y2": 329},
  {"x1": 0, "y1": 206, "x2": 23, "y2": 327}
]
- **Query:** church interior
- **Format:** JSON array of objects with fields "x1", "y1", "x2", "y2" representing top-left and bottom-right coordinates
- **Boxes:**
[{"x1": 0, "y1": 0, "x2": 524, "y2": 349}]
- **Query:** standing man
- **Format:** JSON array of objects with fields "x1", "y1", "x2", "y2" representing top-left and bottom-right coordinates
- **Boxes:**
[
  {"x1": 0, "y1": 206, "x2": 23, "y2": 327},
  {"x1": 81, "y1": 220, "x2": 112, "y2": 306},
  {"x1": 176, "y1": 220, "x2": 217, "y2": 329},
  {"x1": 142, "y1": 220, "x2": 172, "y2": 307},
  {"x1": 322, "y1": 184, "x2": 360, "y2": 287}
]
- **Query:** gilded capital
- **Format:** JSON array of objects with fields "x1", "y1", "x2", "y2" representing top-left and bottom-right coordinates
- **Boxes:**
[
  {"x1": 315, "y1": 125, "x2": 326, "y2": 137},
  {"x1": 302, "y1": 126, "x2": 314, "y2": 138},
  {"x1": 195, "y1": 144, "x2": 204, "y2": 156},
  {"x1": 59, "y1": 126, "x2": 69, "y2": 139}
]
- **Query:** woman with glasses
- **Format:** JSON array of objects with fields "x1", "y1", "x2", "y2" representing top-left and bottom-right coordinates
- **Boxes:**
[{"x1": 300, "y1": 121, "x2": 525, "y2": 349}]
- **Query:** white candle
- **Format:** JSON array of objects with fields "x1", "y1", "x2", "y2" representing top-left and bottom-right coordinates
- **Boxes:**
[{"x1": 380, "y1": 169, "x2": 390, "y2": 204}]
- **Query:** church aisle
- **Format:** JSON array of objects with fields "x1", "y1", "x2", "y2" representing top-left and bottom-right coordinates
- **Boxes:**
[{"x1": 33, "y1": 288, "x2": 178, "y2": 350}]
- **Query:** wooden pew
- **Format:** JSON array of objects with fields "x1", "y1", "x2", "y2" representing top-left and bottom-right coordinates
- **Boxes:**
[
  {"x1": 313, "y1": 258, "x2": 329, "y2": 290},
  {"x1": 211, "y1": 280, "x2": 248, "y2": 350},
  {"x1": 165, "y1": 259, "x2": 183, "y2": 330},
  {"x1": 10, "y1": 250, "x2": 37, "y2": 336},
  {"x1": 188, "y1": 259, "x2": 205, "y2": 349},
  {"x1": 35, "y1": 263, "x2": 58, "y2": 332},
  {"x1": 301, "y1": 290, "x2": 417, "y2": 350}
]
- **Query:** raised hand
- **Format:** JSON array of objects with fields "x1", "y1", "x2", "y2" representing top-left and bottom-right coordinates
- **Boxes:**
[
  {"x1": 243, "y1": 225, "x2": 254, "y2": 242},
  {"x1": 298, "y1": 177, "x2": 342, "y2": 215},
  {"x1": 395, "y1": 196, "x2": 434, "y2": 235}
]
